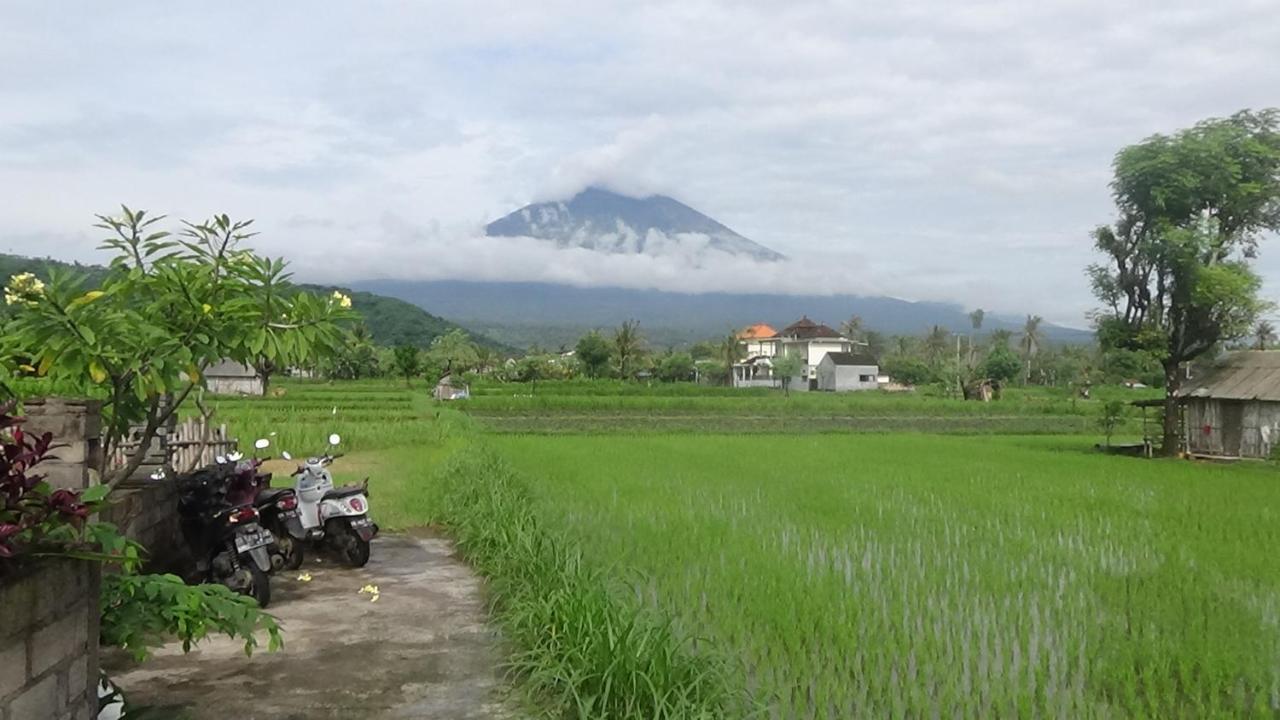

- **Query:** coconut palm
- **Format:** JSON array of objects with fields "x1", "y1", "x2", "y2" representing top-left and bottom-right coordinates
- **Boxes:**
[
  {"x1": 1256, "y1": 320, "x2": 1276, "y2": 350},
  {"x1": 719, "y1": 331, "x2": 741, "y2": 386},
  {"x1": 612, "y1": 319, "x2": 645, "y2": 379},
  {"x1": 967, "y1": 309, "x2": 985, "y2": 366},
  {"x1": 1020, "y1": 315, "x2": 1043, "y2": 383},
  {"x1": 989, "y1": 329, "x2": 1013, "y2": 349},
  {"x1": 923, "y1": 325, "x2": 950, "y2": 367},
  {"x1": 840, "y1": 315, "x2": 865, "y2": 344}
]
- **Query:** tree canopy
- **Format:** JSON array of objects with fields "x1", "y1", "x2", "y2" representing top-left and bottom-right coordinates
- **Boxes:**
[{"x1": 1088, "y1": 109, "x2": 1280, "y2": 452}]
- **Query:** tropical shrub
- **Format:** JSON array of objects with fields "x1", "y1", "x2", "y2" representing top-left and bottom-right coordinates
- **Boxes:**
[{"x1": 1, "y1": 207, "x2": 353, "y2": 488}]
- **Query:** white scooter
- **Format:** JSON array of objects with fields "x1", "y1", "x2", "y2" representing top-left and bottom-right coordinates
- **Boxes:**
[{"x1": 280, "y1": 434, "x2": 378, "y2": 567}]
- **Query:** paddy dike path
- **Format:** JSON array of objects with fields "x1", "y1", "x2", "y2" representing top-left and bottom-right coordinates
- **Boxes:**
[{"x1": 103, "y1": 532, "x2": 521, "y2": 720}]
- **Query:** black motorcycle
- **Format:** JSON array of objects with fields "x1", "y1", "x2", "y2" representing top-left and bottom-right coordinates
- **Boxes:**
[
  {"x1": 247, "y1": 467, "x2": 307, "y2": 572},
  {"x1": 176, "y1": 461, "x2": 274, "y2": 607}
]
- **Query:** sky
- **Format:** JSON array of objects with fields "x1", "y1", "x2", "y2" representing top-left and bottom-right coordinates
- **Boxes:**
[{"x1": 2, "y1": 1, "x2": 1279, "y2": 328}]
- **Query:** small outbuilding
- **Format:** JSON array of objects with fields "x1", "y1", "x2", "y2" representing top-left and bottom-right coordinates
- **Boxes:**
[
  {"x1": 204, "y1": 360, "x2": 263, "y2": 396},
  {"x1": 433, "y1": 375, "x2": 470, "y2": 401},
  {"x1": 816, "y1": 352, "x2": 879, "y2": 392},
  {"x1": 1180, "y1": 350, "x2": 1280, "y2": 458}
]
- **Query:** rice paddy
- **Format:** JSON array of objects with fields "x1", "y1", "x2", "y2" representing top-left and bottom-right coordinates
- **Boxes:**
[
  {"x1": 204, "y1": 379, "x2": 1280, "y2": 718},
  {"x1": 496, "y1": 434, "x2": 1280, "y2": 718}
]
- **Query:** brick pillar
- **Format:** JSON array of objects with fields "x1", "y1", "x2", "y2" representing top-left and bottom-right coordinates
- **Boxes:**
[{"x1": 19, "y1": 398, "x2": 102, "y2": 492}]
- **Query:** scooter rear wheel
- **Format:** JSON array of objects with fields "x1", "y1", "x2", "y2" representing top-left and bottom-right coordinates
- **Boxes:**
[
  {"x1": 223, "y1": 564, "x2": 272, "y2": 608},
  {"x1": 343, "y1": 534, "x2": 371, "y2": 568},
  {"x1": 277, "y1": 532, "x2": 305, "y2": 571}
]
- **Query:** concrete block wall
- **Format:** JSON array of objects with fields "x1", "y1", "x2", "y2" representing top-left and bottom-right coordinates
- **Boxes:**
[
  {"x1": 0, "y1": 561, "x2": 100, "y2": 720},
  {"x1": 102, "y1": 483, "x2": 186, "y2": 573},
  {"x1": 19, "y1": 398, "x2": 102, "y2": 492}
]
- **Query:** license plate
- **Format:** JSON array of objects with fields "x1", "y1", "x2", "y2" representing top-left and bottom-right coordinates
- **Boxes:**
[
  {"x1": 235, "y1": 530, "x2": 270, "y2": 554},
  {"x1": 350, "y1": 517, "x2": 372, "y2": 528}
]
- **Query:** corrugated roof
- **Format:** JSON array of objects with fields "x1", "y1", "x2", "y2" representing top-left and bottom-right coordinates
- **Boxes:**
[
  {"x1": 737, "y1": 323, "x2": 778, "y2": 340},
  {"x1": 1179, "y1": 351, "x2": 1280, "y2": 401},
  {"x1": 205, "y1": 359, "x2": 257, "y2": 378},
  {"x1": 822, "y1": 351, "x2": 878, "y2": 367}
]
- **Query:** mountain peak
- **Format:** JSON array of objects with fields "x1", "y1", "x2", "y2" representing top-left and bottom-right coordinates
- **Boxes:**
[{"x1": 485, "y1": 187, "x2": 785, "y2": 262}]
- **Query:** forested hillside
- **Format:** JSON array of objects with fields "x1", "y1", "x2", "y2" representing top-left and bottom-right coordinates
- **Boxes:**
[{"x1": 0, "y1": 254, "x2": 507, "y2": 351}]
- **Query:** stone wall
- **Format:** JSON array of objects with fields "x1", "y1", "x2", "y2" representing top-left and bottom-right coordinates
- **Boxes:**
[{"x1": 0, "y1": 561, "x2": 100, "y2": 720}]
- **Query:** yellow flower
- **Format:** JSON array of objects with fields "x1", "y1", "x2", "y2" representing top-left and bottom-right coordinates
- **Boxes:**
[
  {"x1": 331, "y1": 291, "x2": 352, "y2": 309},
  {"x1": 296, "y1": 572, "x2": 313, "y2": 582},
  {"x1": 358, "y1": 584, "x2": 381, "y2": 602},
  {"x1": 4, "y1": 272, "x2": 44, "y2": 306}
]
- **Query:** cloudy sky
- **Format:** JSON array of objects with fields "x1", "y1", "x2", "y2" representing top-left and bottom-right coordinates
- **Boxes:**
[{"x1": 2, "y1": 1, "x2": 1278, "y2": 327}]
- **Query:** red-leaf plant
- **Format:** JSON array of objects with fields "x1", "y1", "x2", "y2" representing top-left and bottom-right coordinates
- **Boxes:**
[{"x1": 0, "y1": 400, "x2": 105, "y2": 567}]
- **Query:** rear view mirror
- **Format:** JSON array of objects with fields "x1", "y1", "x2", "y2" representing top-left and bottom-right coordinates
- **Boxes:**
[
  {"x1": 254, "y1": 438, "x2": 270, "y2": 450},
  {"x1": 328, "y1": 433, "x2": 341, "y2": 446}
]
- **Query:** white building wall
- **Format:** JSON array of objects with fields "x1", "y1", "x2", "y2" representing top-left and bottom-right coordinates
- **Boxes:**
[
  {"x1": 744, "y1": 338, "x2": 780, "y2": 357},
  {"x1": 206, "y1": 376, "x2": 264, "y2": 396}
]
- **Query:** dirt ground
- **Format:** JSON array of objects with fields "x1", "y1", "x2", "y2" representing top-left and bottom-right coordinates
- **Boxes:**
[{"x1": 103, "y1": 533, "x2": 521, "y2": 719}]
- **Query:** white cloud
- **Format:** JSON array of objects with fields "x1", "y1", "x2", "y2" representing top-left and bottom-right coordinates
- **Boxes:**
[{"x1": 1, "y1": 0, "x2": 1278, "y2": 328}]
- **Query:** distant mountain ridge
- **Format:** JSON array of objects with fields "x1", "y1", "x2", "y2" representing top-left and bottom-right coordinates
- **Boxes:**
[
  {"x1": 352, "y1": 279, "x2": 1093, "y2": 349},
  {"x1": 485, "y1": 186, "x2": 785, "y2": 262}
]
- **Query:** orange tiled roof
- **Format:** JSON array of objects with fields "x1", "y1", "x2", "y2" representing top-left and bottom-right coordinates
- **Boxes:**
[{"x1": 738, "y1": 323, "x2": 779, "y2": 339}]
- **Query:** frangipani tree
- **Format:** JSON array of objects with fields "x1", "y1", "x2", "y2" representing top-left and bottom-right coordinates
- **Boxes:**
[{"x1": 1, "y1": 207, "x2": 353, "y2": 487}]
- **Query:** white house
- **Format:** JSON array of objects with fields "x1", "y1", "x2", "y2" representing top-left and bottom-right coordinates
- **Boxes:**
[
  {"x1": 778, "y1": 317, "x2": 858, "y2": 391},
  {"x1": 732, "y1": 317, "x2": 868, "y2": 391},
  {"x1": 816, "y1": 352, "x2": 880, "y2": 392},
  {"x1": 731, "y1": 323, "x2": 782, "y2": 388}
]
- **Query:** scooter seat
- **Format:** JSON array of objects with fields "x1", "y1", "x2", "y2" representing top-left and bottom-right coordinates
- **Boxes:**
[
  {"x1": 256, "y1": 488, "x2": 292, "y2": 505},
  {"x1": 322, "y1": 486, "x2": 366, "y2": 501}
]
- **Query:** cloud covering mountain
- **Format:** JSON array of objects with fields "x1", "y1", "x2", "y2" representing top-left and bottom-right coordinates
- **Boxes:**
[{"x1": 485, "y1": 187, "x2": 785, "y2": 262}]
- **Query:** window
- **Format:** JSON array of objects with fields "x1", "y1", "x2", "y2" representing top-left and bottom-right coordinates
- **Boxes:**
[{"x1": 859, "y1": 374, "x2": 874, "y2": 382}]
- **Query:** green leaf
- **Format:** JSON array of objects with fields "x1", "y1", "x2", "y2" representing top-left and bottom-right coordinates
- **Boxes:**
[{"x1": 81, "y1": 484, "x2": 110, "y2": 503}]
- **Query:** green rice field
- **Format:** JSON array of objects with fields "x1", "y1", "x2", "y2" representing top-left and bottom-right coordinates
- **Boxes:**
[
  {"x1": 495, "y1": 434, "x2": 1280, "y2": 718},
  {"x1": 201, "y1": 379, "x2": 1279, "y2": 718}
]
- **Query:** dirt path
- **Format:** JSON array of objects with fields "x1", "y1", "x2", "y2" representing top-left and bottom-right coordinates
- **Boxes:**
[{"x1": 103, "y1": 533, "x2": 521, "y2": 719}]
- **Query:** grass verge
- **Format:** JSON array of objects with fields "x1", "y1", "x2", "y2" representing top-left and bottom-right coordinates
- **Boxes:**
[{"x1": 432, "y1": 446, "x2": 743, "y2": 719}]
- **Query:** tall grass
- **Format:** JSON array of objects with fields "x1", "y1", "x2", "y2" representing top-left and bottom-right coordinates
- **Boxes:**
[{"x1": 433, "y1": 448, "x2": 741, "y2": 719}]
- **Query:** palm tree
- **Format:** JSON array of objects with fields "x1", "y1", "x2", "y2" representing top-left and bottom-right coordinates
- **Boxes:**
[
  {"x1": 1256, "y1": 320, "x2": 1276, "y2": 350},
  {"x1": 719, "y1": 331, "x2": 740, "y2": 386},
  {"x1": 968, "y1": 309, "x2": 985, "y2": 367},
  {"x1": 840, "y1": 315, "x2": 865, "y2": 344},
  {"x1": 1020, "y1": 315, "x2": 1043, "y2": 384},
  {"x1": 612, "y1": 320, "x2": 645, "y2": 379},
  {"x1": 923, "y1": 325, "x2": 950, "y2": 367},
  {"x1": 989, "y1": 329, "x2": 1013, "y2": 349}
]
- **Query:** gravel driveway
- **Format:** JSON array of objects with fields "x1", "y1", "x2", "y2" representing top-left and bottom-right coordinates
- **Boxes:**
[{"x1": 103, "y1": 532, "x2": 520, "y2": 719}]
